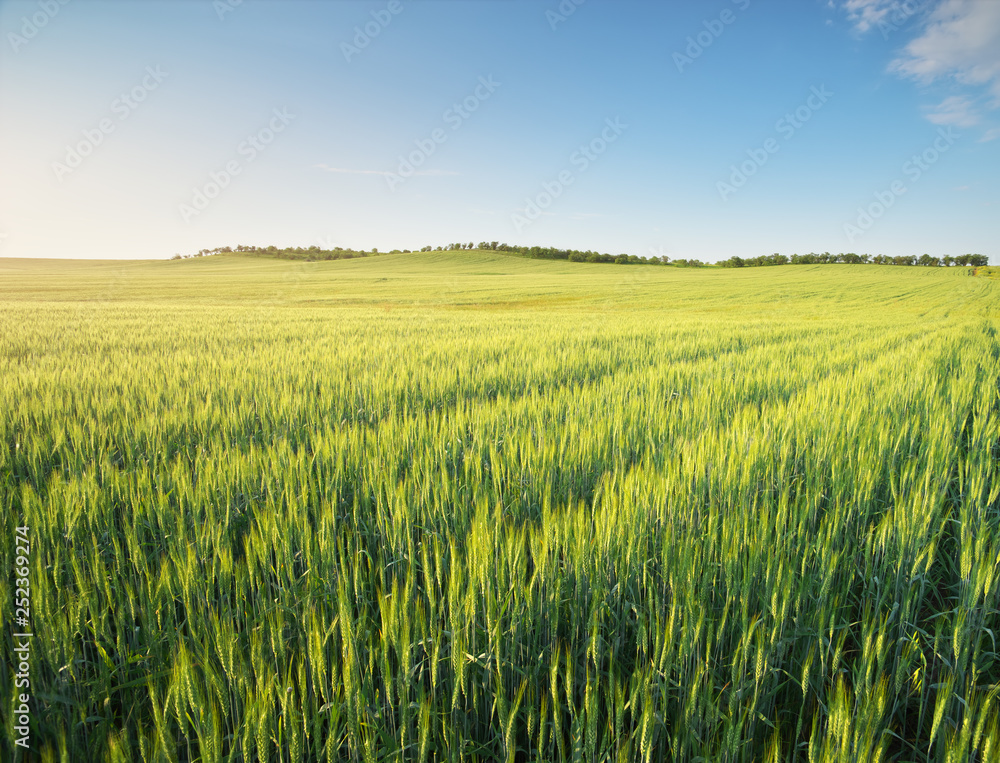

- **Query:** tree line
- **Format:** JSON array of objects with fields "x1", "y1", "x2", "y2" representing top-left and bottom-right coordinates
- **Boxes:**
[
  {"x1": 172, "y1": 245, "x2": 383, "y2": 261},
  {"x1": 719, "y1": 252, "x2": 989, "y2": 268},
  {"x1": 174, "y1": 242, "x2": 671, "y2": 266},
  {"x1": 446, "y1": 241, "x2": 675, "y2": 265},
  {"x1": 173, "y1": 244, "x2": 987, "y2": 269}
]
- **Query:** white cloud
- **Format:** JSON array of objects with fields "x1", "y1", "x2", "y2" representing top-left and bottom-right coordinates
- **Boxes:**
[
  {"x1": 924, "y1": 95, "x2": 981, "y2": 125},
  {"x1": 843, "y1": 0, "x2": 899, "y2": 32},
  {"x1": 852, "y1": 0, "x2": 1000, "y2": 139},
  {"x1": 889, "y1": 0, "x2": 1000, "y2": 98}
]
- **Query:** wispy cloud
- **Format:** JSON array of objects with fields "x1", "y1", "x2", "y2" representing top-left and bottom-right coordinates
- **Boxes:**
[
  {"x1": 315, "y1": 164, "x2": 391, "y2": 176},
  {"x1": 314, "y1": 163, "x2": 459, "y2": 177},
  {"x1": 924, "y1": 95, "x2": 981, "y2": 126},
  {"x1": 844, "y1": 1, "x2": 1000, "y2": 139},
  {"x1": 842, "y1": 0, "x2": 900, "y2": 32}
]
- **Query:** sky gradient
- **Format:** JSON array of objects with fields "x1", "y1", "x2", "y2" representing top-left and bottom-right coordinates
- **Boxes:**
[{"x1": 1, "y1": 0, "x2": 998, "y2": 262}]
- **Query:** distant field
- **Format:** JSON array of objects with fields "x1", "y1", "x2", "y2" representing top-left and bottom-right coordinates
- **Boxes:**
[
  {"x1": 2, "y1": 253, "x2": 998, "y2": 761},
  {"x1": 0, "y1": 251, "x2": 989, "y2": 309}
]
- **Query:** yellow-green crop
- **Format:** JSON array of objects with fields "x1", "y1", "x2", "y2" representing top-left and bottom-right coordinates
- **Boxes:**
[{"x1": 2, "y1": 252, "x2": 998, "y2": 761}]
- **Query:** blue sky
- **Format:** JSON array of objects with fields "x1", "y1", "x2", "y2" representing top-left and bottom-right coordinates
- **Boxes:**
[{"x1": 1, "y1": 0, "x2": 998, "y2": 262}]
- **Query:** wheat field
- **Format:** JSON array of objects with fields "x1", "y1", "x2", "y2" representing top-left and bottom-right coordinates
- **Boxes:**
[{"x1": 2, "y1": 253, "x2": 998, "y2": 761}]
